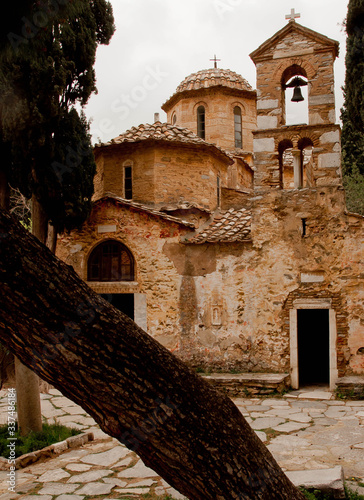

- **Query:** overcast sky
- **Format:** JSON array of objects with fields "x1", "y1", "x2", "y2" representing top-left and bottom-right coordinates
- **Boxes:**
[{"x1": 85, "y1": 0, "x2": 349, "y2": 144}]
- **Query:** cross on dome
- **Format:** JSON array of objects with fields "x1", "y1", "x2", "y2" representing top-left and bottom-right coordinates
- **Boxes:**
[
  {"x1": 210, "y1": 54, "x2": 221, "y2": 69},
  {"x1": 285, "y1": 8, "x2": 300, "y2": 22}
]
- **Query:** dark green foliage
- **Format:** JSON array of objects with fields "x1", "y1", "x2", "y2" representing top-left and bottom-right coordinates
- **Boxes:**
[
  {"x1": 300, "y1": 486, "x2": 364, "y2": 500},
  {"x1": 0, "y1": 422, "x2": 80, "y2": 458},
  {"x1": 341, "y1": 0, "x2": 364, "y2": 214},
  {"x1": 0, "y1": 0, "x2": 115, "y2": 232}
]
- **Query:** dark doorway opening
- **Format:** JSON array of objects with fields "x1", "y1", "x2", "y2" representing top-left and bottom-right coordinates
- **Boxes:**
[
  {"x1": 297, "y1": 309, "x2": 330, "y2": 386},
  {"x1": 101, "y1": 294, "x2": 134, "y2": 321}
]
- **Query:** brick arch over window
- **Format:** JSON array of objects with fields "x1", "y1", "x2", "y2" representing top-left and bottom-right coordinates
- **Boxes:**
[
  {"x1": 87, "y1": 240, "x2": 135, "y2": 282},
  {"x1": 281, "y1": 64, "x2": 307, "y2": 87},
  {"x1": 273, "y1": 58, "x2": 316, "y2": 84}
]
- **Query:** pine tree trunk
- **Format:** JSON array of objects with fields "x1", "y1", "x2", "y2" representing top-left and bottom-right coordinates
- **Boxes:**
[
  {"x1": 0, "y1": 208, "x2": 305, "y2": 500},
  {"x1": 0, "y1": 170, "x2": 10, "y2": 211}
]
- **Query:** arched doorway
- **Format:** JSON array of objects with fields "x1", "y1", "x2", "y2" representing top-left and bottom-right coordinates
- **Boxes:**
[{"x1": 88, "y1": 240, "x2": 135, "y2": 319}]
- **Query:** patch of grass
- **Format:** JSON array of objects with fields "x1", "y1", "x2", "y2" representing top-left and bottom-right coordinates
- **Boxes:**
[
  {"x1": 300, "y1": 486, "x2": 364, "y2": 500},
  {"x1": 345, "y1": 485, "x2": 364, "y2": 500},
  {"x1": 0, "y1": 422, "x2": 80, "y2": 458}
]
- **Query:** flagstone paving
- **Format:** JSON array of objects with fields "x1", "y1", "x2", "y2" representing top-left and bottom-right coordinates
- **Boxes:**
[{"x1": 0, "y1": 387, "x2": 363, "y2": 499}]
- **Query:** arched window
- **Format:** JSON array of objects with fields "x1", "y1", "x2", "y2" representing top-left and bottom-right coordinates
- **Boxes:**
[
  {"x1": 172, "y1": 112, "x2": 177, "y2": 125},
  {"x1": 234, "y1": 106, "x2": 242, "y2": 148},
  {"x1": 88, "y1": 241, "x2": 134, "y2": 282},
  {"x1": 197, "y1": 106, "x2": 205, "y2": 139}
]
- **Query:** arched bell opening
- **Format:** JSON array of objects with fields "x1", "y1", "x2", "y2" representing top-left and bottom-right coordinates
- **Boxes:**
[{"x1": 281, "y1": 65, "x2": 309, "y2": 126}]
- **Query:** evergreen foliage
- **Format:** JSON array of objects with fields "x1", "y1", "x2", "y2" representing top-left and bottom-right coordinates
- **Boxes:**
[
  {"x1": 341, "y1": 0, "x2": 364, "y2": 214},
  {"x1": 0, "y1": 0, "x2": 115, "y2": 232}
]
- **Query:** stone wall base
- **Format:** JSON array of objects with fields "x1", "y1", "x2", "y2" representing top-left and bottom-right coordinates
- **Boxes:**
[
  {"x1": 335, "y1": 376, "x2": 364, "y2": 400},
  {"x1": 202, "y1": 373, "x2": 290, "y2": 397}
]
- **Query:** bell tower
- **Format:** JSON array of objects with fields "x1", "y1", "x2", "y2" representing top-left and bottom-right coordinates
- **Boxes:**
[{"x1": 249, "y1": 14, "x2": 342, "y2": 192}]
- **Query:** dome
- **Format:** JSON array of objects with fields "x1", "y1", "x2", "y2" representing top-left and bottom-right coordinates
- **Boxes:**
[
  {"x1": 175, "y1": 68, "x2": 253, "y2": 93},
  {"x1": 162, "y1": 68, "x2": 254, "y2": 112}
]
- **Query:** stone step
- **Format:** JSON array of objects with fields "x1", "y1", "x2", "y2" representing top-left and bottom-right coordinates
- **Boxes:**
[
  {"x1": 335, "y1": 376, "x2": 364, "y2": 400},
  {"x1": 202, "y1": 373, "x2": 290, "y2": 396},
  {"x1": 286, "y1": 466, "x2": 345, "y2": 499}
]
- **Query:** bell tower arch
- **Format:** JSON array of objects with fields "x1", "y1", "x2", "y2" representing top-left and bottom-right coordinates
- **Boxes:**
[
  {"x1": 250, "y1": 18, "x2": 339, "y2": 129},
  {"x1": 249, "y1": 17, "x2": 342, "y2": 192}
]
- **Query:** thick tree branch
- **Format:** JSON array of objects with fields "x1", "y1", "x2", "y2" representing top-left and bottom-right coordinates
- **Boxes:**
[{"x1": 0, "y1": 208, "x2": 304, "y2": 500}]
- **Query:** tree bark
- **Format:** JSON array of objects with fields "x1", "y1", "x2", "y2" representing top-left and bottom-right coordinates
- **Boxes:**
[
  {"x1": 0, "y1": 208, "x2": 305, "y2": 500},
  {"x1": 0, "y1": 171, "x2": 42, "y2": 433},
  {"x1": 14, "y1": 196, "x2": 47, "y2": 435},
  {"x1": 0, "y1": 170, "x2": 10, "y2": 211}
]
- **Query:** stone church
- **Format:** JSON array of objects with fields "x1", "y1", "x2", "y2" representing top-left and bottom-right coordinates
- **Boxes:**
[{"x1": 57, "y1": 15, "x2": 364, "y2": 391}]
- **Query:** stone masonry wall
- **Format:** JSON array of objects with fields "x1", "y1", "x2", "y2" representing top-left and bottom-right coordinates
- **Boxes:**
[
  {"x1": 56, "y1": 200, "x2": 191, "y2": 351},
  {"x1": 165, "y1": 89, "x2": 256, "y2": 152},
  {"x1": 94, "y1": 143, "x2": 230, "y2": 212},
  {"x1": 254, "y1": 28, "x2": 337, "y2": 127},
  {"x1": 253, "y1": 124, "x2": 341, "y2": 189}
]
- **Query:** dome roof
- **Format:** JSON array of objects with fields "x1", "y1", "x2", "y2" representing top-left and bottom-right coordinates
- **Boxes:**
[
  {"x1": 175, "y1": 68, "x2": 253, "y2": 93},
  {"x1": 162, "y1": 68, "x2": 255, "y2": 111}
]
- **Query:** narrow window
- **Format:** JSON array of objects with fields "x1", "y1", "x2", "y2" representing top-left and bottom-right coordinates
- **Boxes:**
[
  {"x1": 197, "y1": 106, "x2": 205, "y2": 139},
  {"x1": 301, "y1": 218, "x2": 307, "y2": 237},
  {"x1": 124, "y1": 165, "x2": 132, "y2": 200},
  {"x1": 217, "y1": 175, "x2": 221, "y2": 207},
  {"x1": 172, "y1": 113, "x2": 177, "y2": 125},
  {"x1": 234, "y1": 106, "x2": 242, "y2": 149}
]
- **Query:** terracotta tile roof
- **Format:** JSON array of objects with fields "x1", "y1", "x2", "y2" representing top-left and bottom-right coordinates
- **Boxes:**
[
  {"x1": 174, "y1": 68, "x2": 253, "y2": 93},
  {"x1": 162, "y1": 68, "x2": 255, "y2": 111},
  {"x1": 187, "y1": 208, "x2": 252, "y2": 244},
  {"x1": 95, "y1": 122, "x2": 233, "y2": 163},
  {"x1": 95, "y1": 193, "x2": 196, "y2": 228}
]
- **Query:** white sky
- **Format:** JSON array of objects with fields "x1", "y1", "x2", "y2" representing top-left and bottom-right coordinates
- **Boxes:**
[{"x1": 85, "y1": 0, "x2": 349, "y2": 144}]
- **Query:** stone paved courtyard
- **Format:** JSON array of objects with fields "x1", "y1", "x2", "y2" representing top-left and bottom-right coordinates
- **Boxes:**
[{"x1": 0, "y1": 387, "x2": 363, "y2": 499}]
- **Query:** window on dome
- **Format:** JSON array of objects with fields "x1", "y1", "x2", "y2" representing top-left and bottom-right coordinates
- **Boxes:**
[
  {"x1": 197, "y1": 106, "x2": 205, "y2": 139},
  {"x1": 234, "y1": 106, "x2": 242, "y2": 149}
]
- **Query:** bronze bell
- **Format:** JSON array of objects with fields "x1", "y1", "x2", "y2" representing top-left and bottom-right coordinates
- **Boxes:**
[{"x1": 291, "y1": 85, "x2": 304, "y2": 102}]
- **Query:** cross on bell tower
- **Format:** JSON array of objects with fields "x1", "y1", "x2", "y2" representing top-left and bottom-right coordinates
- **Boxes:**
[{"x1": 285, "y1": 8, "x2": 300, "y2": 22}]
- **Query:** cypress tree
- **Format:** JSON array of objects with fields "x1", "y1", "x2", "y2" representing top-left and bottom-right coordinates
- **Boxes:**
[
  {"x1": 0, "y1": 0, "x2": 115, "y2": 435},
  {"x1": 0, "y1": 0, "x2": 115, "y2": 234},
  {"x1": 341, "y1": 0, "x2": 364, "y2": 214}
]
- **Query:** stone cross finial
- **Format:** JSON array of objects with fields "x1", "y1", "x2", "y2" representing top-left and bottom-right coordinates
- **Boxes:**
[
  {"x1": 285, "y1": 8, "x2": 300, "y2": 22},
  {"x1": 210, "y1": 55, "x2": 221, "y2": 69}
]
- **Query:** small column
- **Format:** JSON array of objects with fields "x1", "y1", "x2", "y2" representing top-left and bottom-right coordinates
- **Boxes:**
[{"x1": 292, "y1": 149, "x2": 302, "y2": 188}]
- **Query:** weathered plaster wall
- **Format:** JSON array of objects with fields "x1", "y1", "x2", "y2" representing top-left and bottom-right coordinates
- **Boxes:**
[
  {"x1": 155, "y1": 187, "x2": 363, "y2": 377},
  {"x1": 57, "y1": 190, "x2": 363, "y2": 377},
  {"x1": 56, "y1": 201, "x2": 191, "y2": 351}
]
